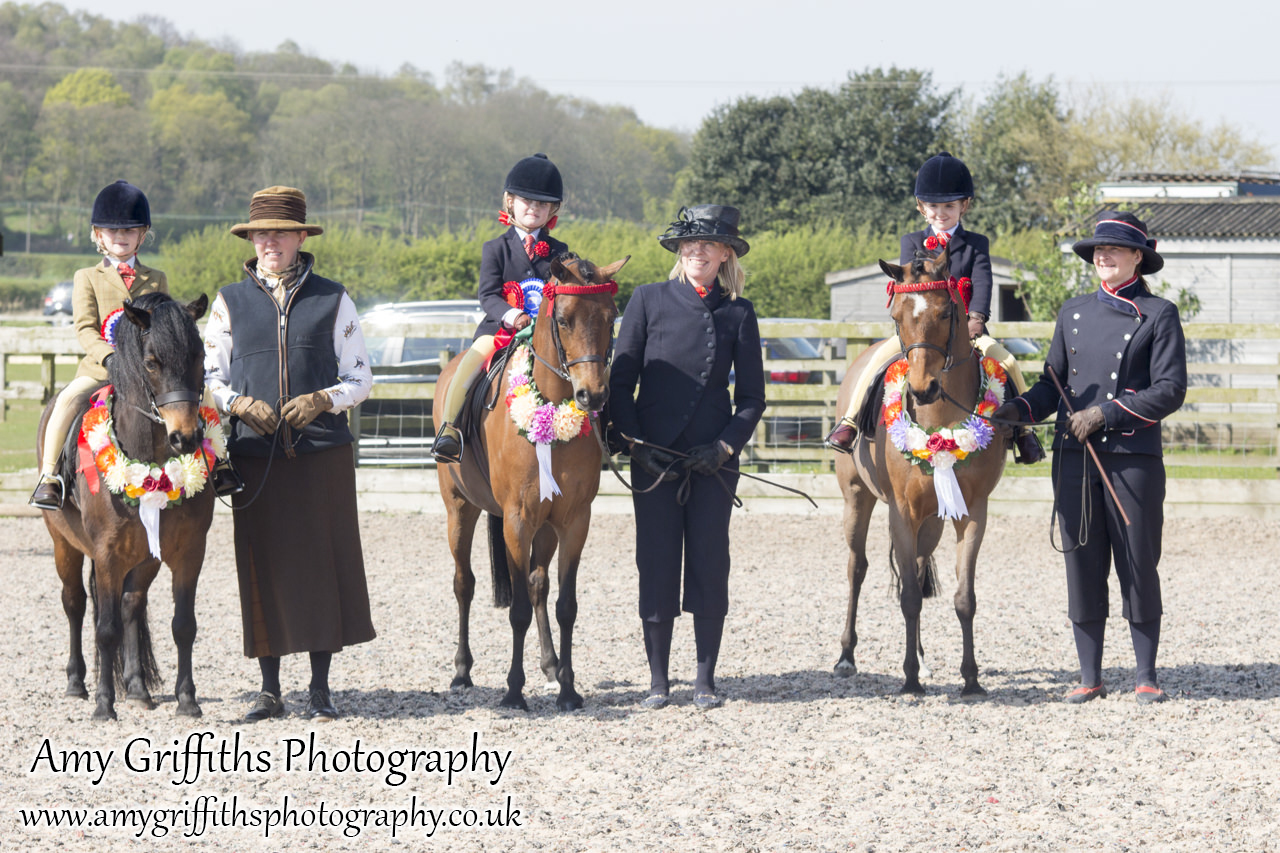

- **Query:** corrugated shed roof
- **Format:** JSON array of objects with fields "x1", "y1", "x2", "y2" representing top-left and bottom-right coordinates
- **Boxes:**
[
  {"x1": 1118, "y1": 198, "x2": 1280, "y2": 238},
  {"x1": 1115, "y1": 171, "x2": 1280, "y2": 185}
]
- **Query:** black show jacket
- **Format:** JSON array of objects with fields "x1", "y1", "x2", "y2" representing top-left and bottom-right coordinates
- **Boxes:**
[
  {"x1": 476, "y1": 227, "x2": 569, "y2": 338},
  {"x1": 609, "y1": 279, "x2": 766, "y2": 453},
  {"x1": 901, "y1": 225, "x2": 994, "y2": 320}
]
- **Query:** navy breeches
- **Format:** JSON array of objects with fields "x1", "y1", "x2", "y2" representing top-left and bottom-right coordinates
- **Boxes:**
[{"x1": 1052, "y1": 449, "x2": 1165, "y2": 623}]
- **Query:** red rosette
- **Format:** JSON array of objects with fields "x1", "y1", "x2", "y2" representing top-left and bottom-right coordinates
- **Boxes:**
[
  {"x1": 924, "y1": 235, "x2": 938, "y2": 251},
  {"x1": 545, "y1": 215, "x2": 558, "y2": 231},
  {"x1": 100, "y1": 308, "x2": 125, "y2": 348},
  {"x1": 534, "y1": 241, "x2": 550, "y2": 258},
  {"x1": 502, "y1": 281, "x2": 524, "y2": 310}
]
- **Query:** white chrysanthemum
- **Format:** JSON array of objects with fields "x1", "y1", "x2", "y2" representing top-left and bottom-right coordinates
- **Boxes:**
[
  {"x1": 905, "y1": 427, "x2": 928, "y2": 452},
  {"x1": 164, "y1": 458, "x2": 187, "y2": 492},
  {"x1": 553, "y1": 404, "x2": 584, "y2": 441},
  {"x1": 955, "y1": 431, "x2": 979, "y2": 453},
  {"x1": 510, "y1": 347, "x2": 531, "y2": 377},
  {"x1": 139, "y1": 489, "x2": 169, "y2": 509},
  {"x1": 508, "y1": 392, "x2": 537, "y2": 428},
  {"x1": 104, "y1": 459, "x2": 129, "y2": 493},
  {"x1": 85, "y1": 421, "x2": 112, "y2": 452},
  {"x1": 181, "y1": 456, "x2": 208, "y2": 493},
  {"x1": 124, "y1": 463, "x2": 151, "y2": 488},
  {"x1": 932, "y1": 451, "x2": 957, "y2": 470}
]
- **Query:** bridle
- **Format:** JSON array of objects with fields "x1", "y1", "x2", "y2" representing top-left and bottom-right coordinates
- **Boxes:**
[
  {"x1": 886, "y1": 276, "x2": 968, "y2": 373},
  {"x1": 527, "y1": 277, "x2": 620, "y2": 383},
  {"x1": 126, "y1": 327, "x2": 204, "y2": 425}
]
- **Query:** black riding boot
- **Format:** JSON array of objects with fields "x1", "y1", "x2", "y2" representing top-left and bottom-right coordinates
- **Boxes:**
[
  {"x1": 693, "y1": 616, "x2": 725, "y2": 709},
  {"x1": 641, "y1": 619, "x2": 673, "y2": 707}
]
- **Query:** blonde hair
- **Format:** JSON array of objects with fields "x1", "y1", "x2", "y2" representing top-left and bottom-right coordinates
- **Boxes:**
[
  {"x1": 670, "y1": 245, "x2": 745, "y2": 300},
  {"x1": 916, "y1": 197, "x2": 972, "y2": 218},
  {"x1": 89, "y1": 225, "x2": 151, "y2": 258},
  {"x1": 502, "y1": 192, "x2": 561, "y2": 223}
]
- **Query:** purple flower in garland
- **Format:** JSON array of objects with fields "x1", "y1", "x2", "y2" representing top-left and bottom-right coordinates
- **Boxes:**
[
  {"x1": 510, "y1": 374, "x2": 530, "y2": 388},
  {"x1": 965, "y1": 416, "x2": 994, "y2": 448},
  {"x1": 529, "y1": 404, "x2": 556, "y2": 443},
  {"x1": 887, "y1": 415, "x2": 913, "y2": 451}
]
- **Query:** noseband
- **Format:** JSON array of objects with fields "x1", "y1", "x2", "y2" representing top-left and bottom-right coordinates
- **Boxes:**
[
  {"x1": 529, "y1": 278, "x2": 620, "y2": 383},
  {"x1": 886, "y1": 277, "x2": 967, "y2": 372}
]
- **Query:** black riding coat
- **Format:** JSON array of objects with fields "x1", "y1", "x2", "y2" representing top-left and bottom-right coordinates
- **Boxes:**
[
  {"x1": 1013, "y1": 280, "x2": 1187, "y2": 456},
  {"x1": 476, "y1": 227, "x2": 569, "y2": 338},
  {"x1": 901, "y1": 225, "x2": 993, "y2": 321}
]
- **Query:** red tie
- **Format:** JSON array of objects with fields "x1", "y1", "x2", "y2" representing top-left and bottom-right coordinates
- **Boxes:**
[
  {"x1": 523, "y1": 234, "x2": 536, "y2": 261},
  {"x1": 937, "y1": 231, "x2": 950, "y2": 247},
  {"x1": 117, "y1": 263, "x2": 136, "y2": 289}
]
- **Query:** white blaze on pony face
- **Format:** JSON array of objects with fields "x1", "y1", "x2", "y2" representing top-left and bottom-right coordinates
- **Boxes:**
[{"x1": 906, "y1": 293, "x2": 928, "y2": 318}]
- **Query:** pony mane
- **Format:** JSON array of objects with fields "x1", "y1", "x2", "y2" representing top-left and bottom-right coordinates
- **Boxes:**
[{"x1": 108, "y1": 293, "x2": 203, "y2": 405}]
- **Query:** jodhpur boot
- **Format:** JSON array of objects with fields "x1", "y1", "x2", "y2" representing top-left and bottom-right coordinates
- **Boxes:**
[
  {"x1": 29, "y1": 474, "x2": 64, "y2": 510},
  {"x1": 1013, "y1": 427, "x2": 1046, "y2": 465},
  {"x1": 432, "y1": 423, "x2": 463, "y2": 464},
  {"x1": 212, "y1": 457, "x2": 246, "y2": 496},
  {"x1": 825, "y1": 418, "x2": 857, "y2": 455}
]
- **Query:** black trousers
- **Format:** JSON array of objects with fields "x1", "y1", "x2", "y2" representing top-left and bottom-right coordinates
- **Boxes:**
[
  {"x1": 631, "y1": 461, "x2": 740, "y2": 621},
  {"x1": 1052, "y1": 449, "x2": 1164, "y2": 623}
]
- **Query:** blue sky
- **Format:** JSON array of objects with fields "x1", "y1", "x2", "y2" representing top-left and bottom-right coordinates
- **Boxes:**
[{"x1": 61, "y1": 0, "x2": 1280, "y2": 165}]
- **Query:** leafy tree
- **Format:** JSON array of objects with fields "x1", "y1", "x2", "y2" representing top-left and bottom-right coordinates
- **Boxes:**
[
  {"x1": 147, "y1": 84, "x2": 254, "y2": 214},
  {"x1": 43, "y1": 67, "x2": 130, "y2": 107}
]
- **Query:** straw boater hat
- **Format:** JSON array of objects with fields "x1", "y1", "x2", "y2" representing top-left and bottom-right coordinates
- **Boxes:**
[
  {"x1": 658, "y1": 204, "x2": 750, "y2": 257},
  {"x1": 1072, "y1": 210, "x2": 1164, "y2": 275},
  {"x1": 230, "y1": 186, "x2": 324, "y2": 239}
]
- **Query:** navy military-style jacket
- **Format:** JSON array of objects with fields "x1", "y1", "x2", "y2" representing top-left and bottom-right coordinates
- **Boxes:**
[
  {"x1": 609, "y1": 279, "x2": 766, "y2": 454},
  {"x1": 901, "y1": 225, "x2": 994, "y2": 320},
  {"x1": 476, "y1": 227, "x2": 569, "y2": 338},
  {"x1": 1014, "y1": 279, "x2": 1187, "y2": 456}
]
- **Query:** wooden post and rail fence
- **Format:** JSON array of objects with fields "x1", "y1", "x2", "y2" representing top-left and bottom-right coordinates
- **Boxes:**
[{"x1": 3, "y1": 320, "x2": 1280, "y2": 515}]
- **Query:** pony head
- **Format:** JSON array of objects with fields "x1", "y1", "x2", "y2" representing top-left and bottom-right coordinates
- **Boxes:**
[
  {"x1": 881, "y1": 245, "x2": 962, "y2": 406},
  {"x1": 539, "y1": 254, "x2": 627, "y2": 414}
]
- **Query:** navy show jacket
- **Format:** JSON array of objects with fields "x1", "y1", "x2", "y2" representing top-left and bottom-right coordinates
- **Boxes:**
[
  {"x1": 476, "y1": 227, "x2": 569, "y2": 338},
  {"x1": 901, "y1": 225, "x2": 994, "y2": 320},
  {"x1": 1014, "y1": 280, "x2": 1187, "y2": 456},
  {"x1": 609, "y1": 279, "x2": 766, "y2": 453}
]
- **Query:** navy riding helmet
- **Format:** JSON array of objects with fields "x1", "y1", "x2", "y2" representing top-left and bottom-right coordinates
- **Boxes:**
[{"x1": 914, "y1": 152, "x2": 974, "y2": 203}]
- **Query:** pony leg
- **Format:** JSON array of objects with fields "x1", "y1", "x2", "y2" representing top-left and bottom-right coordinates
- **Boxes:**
[
  {"x1": 952, "y1": 508, "x2": 989, "y2": 696},
  {"x1": 836, "y1": 483, "x2": 876, "y2": 676},
  {"x1": 91, "y1": 568, "x2": 123, "y2": 721},
  {"x1": 551, "y1": 514, "x2": 590, "y2": 711},
  {"x1": 446, "y1": 498, "x2": 482, "y2": 689},
  {"x1": 120, "y1": 560, "x2": 161, "y2": 710},
  {"x1": 169, "y1": 540, "x2": 207, "y2": 717},
  {"x1": 529, "y1": 526, "x2": 560, "y2": 687},
  {"x1": 52, "y1": 535, "x2": 88, "y2": 699},
  {"x1": 500, "y1": 516, "x2": 535, "y2": 711},
  {"x1": 914, "y1": 519, "x2": 945, "y2": 680},
  {"x1": 889, "y1": 510, "x2": 926, "y2": 695}
]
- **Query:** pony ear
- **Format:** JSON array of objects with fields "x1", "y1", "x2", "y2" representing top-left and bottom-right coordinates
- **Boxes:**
[
  {"x1": 121, "y1": 299, "x2": 152, "y2": 332},
  {"x1": 879, "y1": 259, "x2": 905, "y2": 282},
  {"x1": 596, "y1": 255, "x2": 631, "y2": 281},
  {"x1": 549, "y1": 257, "x2": 568, "y2": 281},
  {"x1": 186, "y1": 294, "x2": 209, "y2": 322}
]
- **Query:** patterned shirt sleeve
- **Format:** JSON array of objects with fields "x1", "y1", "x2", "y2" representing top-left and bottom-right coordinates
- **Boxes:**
[
  {"x1": 325, "y1": 292, "x2": 373, "y2": 411},
  {"x1": 202, "y1": 293, "x2": 237, "y2": 413}
]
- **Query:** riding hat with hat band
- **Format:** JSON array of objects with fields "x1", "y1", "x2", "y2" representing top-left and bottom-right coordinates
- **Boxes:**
[
  {"x1": 504, "y1": 154, "x2": 563, "y2": 203},
  {"x1": 1072, "y1": 211, "x2": 1163, "y2": 275},
  {"x1": 658, "y1": 204, "x2": 750, "y2": 257},
  {"x1": 92, "y1": 180, "x2": 151, "y2": 229},
  {"x1": 914, "y1": 152, "x2": 974, "y2": 203},
  {"x1": 230, "y1": 186, "x2": 324, "y2": 239}
]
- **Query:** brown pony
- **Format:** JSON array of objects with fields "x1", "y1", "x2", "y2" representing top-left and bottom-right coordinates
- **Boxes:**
[
  {"x1": 38, "y1": 293, "x2": 215, "y2": 720},
  {"x1": 435, "y1": 254, "x2": 627, "y2": 711},
  {"x1": 833, "y1": 247, "x2": 1008, "y2": 696}
]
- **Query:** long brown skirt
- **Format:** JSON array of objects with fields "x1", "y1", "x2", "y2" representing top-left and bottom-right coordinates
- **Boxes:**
[{"x1": 232, "y1": 443, "x2": 376, "y2": 658}]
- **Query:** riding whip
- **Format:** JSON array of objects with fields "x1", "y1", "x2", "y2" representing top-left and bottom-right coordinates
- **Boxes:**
[{"x1": 1045, "y1": 365, "x2": 1131, "y2": 527}]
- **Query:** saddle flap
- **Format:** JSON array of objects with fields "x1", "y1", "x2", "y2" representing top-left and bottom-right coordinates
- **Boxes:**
[{"x1": 856, "y1": 361, "x2": 893, "y2": 437}]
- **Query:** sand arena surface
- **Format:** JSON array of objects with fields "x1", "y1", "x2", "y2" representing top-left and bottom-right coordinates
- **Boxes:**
[{"x1": 1, "y1": 510, "x2": 1277, "y2": 851}]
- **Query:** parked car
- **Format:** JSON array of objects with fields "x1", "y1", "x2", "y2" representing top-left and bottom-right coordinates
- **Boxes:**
[
  {"x1": 43, "y1": 281, "x2": 73, "y2": 323},
  {"x1": 759, "y1": 336, "x2": 832, "y2": 445},
  {"x1": 356, "y1": 301, "x2": 484, "y2": 465}
]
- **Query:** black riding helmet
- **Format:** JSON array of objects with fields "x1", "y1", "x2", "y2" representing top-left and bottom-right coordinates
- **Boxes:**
[
  {"x1": 92, "y1": 180, "x2": 151, "y2": 229},
  {"x1": 504, "y1": 154, "x2": 563, "y2": 203},
  {"x1": 913, "y1": 152, "x2": 974, "y2": 203}
]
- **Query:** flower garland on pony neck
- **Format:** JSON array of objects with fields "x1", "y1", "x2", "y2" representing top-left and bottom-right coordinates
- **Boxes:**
[
  {"x1": 881, "y1": 356, "x2": 1005, "y2": 519},
  {"x1": 505, "y1": 341, "x2": 593, "y2": 501},
  {"x1": 80, "y1": 391, "x2": 228, "y2": 557}
]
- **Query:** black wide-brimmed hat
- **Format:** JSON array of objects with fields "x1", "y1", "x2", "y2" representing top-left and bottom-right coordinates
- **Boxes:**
[
  {"x1": 1072, "y1": 211, "x2": 1163, "y2": 275},
  {"x1": 913, "y1": 152, "x2": 974, "y2": 203},
  {"x1": 504, "y1": 154, "x2": 563, "y2": 203},
  {"x1": 658, "y1": 205, "x2": 750, "y2": 257},
  {"x1": 230, "y1": 186, "x2": 324, "y2": 239},
  {"x1": 91, "y1": 180, "x2": 151, "y2": 229}
]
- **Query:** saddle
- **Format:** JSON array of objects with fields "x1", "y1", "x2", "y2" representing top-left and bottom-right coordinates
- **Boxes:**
[
  {"x1": 854, "y1": 361, "x2": 893, "y2": 438},
  {"x1": 456, "y1": 339, "x2": 520, "y2": 450}
]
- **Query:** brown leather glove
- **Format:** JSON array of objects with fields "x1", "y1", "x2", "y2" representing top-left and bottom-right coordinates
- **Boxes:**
[
  {"x1": 280, "y1": 389, "x2": 331, "y2": 429},
  {"x1": 1068, "y1": 405, "x2": 1106, "y2": 442},
  {"x1": 229, "y1": 395, "x2": 279, "y2": 436},
  {"x1": 967, "y1": 315, "x2": 987, "y2": 340}
]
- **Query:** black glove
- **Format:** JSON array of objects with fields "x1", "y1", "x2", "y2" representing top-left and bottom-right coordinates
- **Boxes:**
[
  {"x1": 1068, "y1": 405, "x2": 1106, "y2": 442},
  {"x1": 631, "y1": 443, "x2": 679, "y2": 482},
  {"x1": 684, "y1": 441, "x2": 733, "y2": 476}
]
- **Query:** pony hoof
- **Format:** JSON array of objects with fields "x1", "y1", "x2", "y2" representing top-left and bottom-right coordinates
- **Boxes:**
[
  {"x1": 834, "y1": 659, "x2": 857, "y2": 677},
  {"x1": 92, "y1": 705, "x2": 117, "y2": 721},
  {"x1": 542, "y1": 680, "x2": 559, "y2": 693},
  {"x1": 449, "y1": 675, "x2": 473, "y2": 690},
  {"x1": 960, "y1": 683, "x2": 988, "y2": 698},
  {"x1": 918, "y1": 662, "x2": 933, "y2": 679},
  {"x1": 66, "y1": 685, "x2": 89, "y2": 700},
  {"x1": 898, "y1": 682, "x2": 926, "y2": 697},
  {"x1": 498, "y1": 694, "x2": 529, "y2": 711},
  {"x1": 126, "y1": 695, "x2": 157, "y2": 710},
  {"x1": 176, "y1": 700, "x2": 203, "y2": 718},
  {"x1": 556, "y1": 691, "x2": 584, "y2": 712}
]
